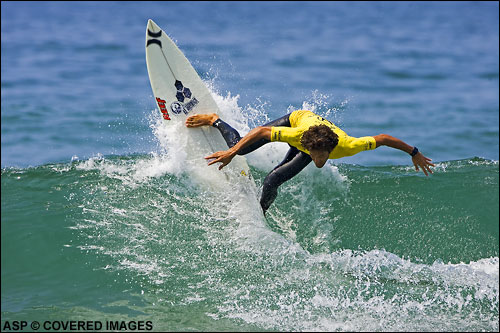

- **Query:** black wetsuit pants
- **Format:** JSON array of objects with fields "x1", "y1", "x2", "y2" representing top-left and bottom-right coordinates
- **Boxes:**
[{"x1": 212, "y1": 114, "x2": 312, "y2": 213}]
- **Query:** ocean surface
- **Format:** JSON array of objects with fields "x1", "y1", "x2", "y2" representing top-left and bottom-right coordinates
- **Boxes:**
[{"x1": 2, "y1": 1, "x2": 499, "y2": 332}]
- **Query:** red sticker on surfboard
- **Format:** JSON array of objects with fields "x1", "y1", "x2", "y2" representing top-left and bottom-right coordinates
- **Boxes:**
[{"x1": 156, "y1": 97, "x2": 171, "y2": 120}]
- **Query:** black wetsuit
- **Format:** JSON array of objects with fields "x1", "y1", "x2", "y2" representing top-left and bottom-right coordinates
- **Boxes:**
[{"x1": 212, "y1": 114, "x2": 312, "y2": 213}]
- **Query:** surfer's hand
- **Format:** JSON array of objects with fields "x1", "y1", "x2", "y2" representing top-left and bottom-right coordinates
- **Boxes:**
[
  {"x1": 205, "y1": 150, "x2": 236, "y2": 170},
  {"x1": 412, "y1": 152, "x2": 435, "y2": 176}
]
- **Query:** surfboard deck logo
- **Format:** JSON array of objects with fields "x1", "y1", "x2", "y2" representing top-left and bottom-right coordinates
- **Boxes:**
[
  {"x1": 155, "y1": 97, "x2": 171, "y2": 120},
  {"x1": 171, "y1": 80, "x2": 198, "y2": 115}
]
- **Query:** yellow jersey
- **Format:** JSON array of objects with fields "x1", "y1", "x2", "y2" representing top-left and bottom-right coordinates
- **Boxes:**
[{"x1": 270, "y1": 110, "x2": 376, "y2": 159}]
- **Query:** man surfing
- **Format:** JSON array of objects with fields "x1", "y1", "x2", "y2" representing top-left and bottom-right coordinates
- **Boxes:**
[{"x1": 186, "y1": 110, "x2": 435, "y2": 214}]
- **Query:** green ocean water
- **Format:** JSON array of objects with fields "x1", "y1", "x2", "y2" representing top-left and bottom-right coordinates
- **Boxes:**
[{"x1": 2, "y1": 150, "x2": 498, "y2": 331}]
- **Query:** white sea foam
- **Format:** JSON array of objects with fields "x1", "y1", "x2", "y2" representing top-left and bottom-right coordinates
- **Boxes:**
[{"x1": 220, "y1": 247, "x2": 499, "y2": 332}]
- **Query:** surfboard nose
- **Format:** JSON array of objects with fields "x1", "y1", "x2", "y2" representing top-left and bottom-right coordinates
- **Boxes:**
[{"x1": 147, "y1": 19, "x2": 161, "y2": 32}]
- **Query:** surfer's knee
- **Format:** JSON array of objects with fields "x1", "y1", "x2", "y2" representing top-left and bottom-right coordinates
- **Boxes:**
[
  {"x1": 260, "y1": 185, "x2": 277, "y2": 213},
  {"x1": 264, "y1": 167, "x2": 289, "y2": 190},
  {"x1": 259, "y1": 171, "x2": 283, "y2": 212}
]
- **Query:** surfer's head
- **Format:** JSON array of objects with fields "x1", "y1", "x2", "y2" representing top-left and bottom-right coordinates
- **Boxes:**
[{"x1": 301, "y1": 125, "x2": 338, "y2": 168}]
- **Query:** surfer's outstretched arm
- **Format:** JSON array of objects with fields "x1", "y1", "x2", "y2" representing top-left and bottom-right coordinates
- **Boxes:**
[
  {"x1": 206, "y1": 126, "x2": 272, "y2": 170},
  {"x1": 373, "y1": 134, "x2": 435, "y2": 176}
]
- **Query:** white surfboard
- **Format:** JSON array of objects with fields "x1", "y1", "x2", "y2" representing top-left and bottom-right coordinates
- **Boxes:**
[{"x1": 145, "y1": 19, "x2": 254, "y2": 191}]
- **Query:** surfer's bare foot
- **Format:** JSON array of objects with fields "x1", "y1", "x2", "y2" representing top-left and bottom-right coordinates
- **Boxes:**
[{"x1": 185, "y1": 113, "x2": 219, "y2": 127}]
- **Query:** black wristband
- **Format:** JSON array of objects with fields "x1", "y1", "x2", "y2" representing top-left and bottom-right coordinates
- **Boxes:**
[{"x1": 410, "y1": 146, "x2": 419, "y2": 156}]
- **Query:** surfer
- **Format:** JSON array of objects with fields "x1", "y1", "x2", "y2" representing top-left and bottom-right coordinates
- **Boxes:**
[{"x1": 186, "y1": 110, "x2": 435, "y2": 214}]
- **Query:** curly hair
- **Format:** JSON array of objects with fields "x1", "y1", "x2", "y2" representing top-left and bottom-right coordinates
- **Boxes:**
[{"x1": 301, "y1": 124, "x2": 338, "y2": 152}]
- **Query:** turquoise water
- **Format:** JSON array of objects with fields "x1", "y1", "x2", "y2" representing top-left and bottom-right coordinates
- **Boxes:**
[
  {"x1": 2, "y1": 156, "x2": 498, "y2": 331},
  {"x1": 2, "y1": 2, "x2": 499, "y2": 331}
]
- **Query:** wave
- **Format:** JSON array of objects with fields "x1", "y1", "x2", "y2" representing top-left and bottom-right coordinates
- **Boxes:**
[
  {"x1": 2, "y1": 91, "x2": 498, "y2": 331},
  {"x1": 2, "y1": 153, "x2": 498, "y2": 330}
]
